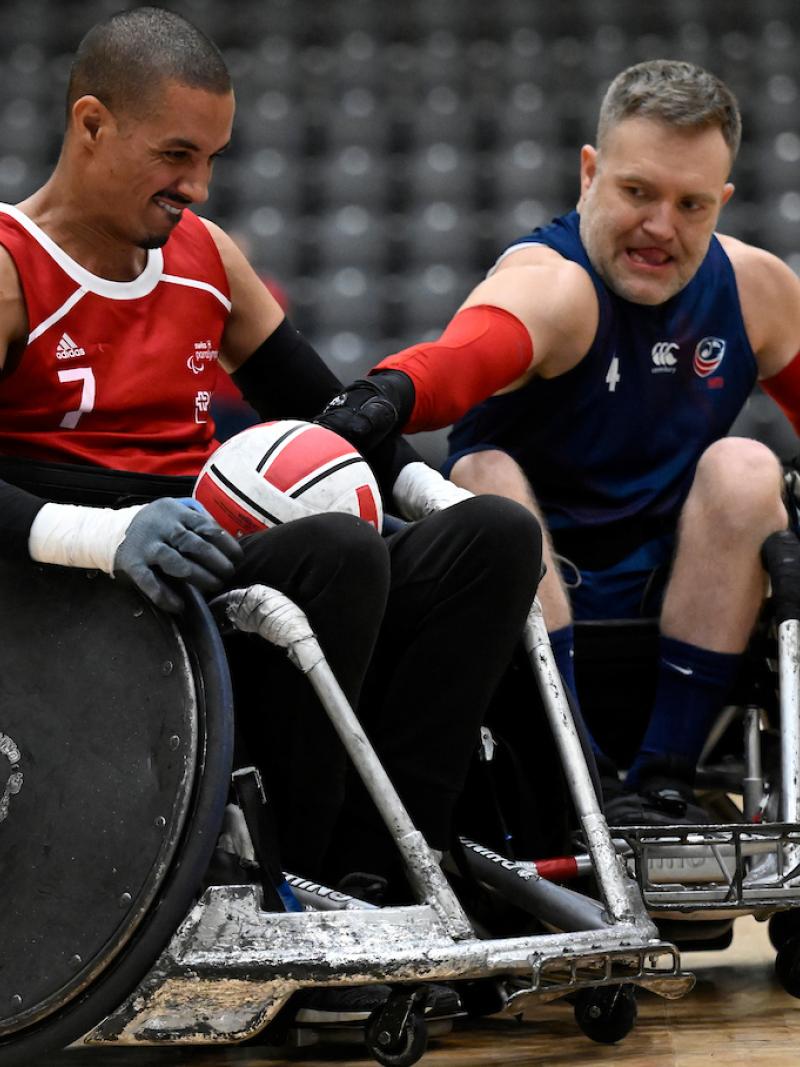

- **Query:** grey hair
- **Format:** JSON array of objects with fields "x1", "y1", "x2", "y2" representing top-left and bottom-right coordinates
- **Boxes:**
[{"x1": 597, "y1": 60, "x2": 741, "y2": 161}]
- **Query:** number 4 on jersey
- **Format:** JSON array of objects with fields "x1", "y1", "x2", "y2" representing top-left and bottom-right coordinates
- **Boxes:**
[{"x1": 605, "y1": 354, "x2": 621, "y2": 393}]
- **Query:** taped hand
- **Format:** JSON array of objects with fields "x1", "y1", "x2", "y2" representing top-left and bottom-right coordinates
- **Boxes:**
[{"x1": 114, "y1": 497, "x2": 244, "y2": 613}]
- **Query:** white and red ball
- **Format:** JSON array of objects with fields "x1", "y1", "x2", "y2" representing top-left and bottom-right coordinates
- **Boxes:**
[{"x1": 194, "y1": 419, "x2": 383, "y2": 537}]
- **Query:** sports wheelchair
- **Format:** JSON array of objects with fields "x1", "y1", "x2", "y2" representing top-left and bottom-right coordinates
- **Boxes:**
[
  {"x1": 511, "y1": 527, "x2": 800, "y2": 994},
  {"x1": 0, "y1": 557, "x2": 692, "y2": 1067}
]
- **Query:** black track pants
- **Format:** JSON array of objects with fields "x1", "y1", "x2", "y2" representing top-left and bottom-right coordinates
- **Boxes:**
[{"x1": 225, "y1": 497, "x2": 542, "y2": 881}]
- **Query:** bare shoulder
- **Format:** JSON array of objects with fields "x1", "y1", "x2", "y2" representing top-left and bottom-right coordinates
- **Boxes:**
[
  {"x1": 492, "y1": 241, "x2": 569, "y2": 271},
  {"x1": 719, "y1": 232, "x2": 799, "y2": 298},
  {"x1": 0, "y1": 243, "x2": 28, "y2": 368},
  {"x1": 462, "y1": 244, "x2": 598, "y2": 379},
  {"x1": 491, "y1": 242, "x2": 597, "y2": 308},
  {"x1": 197, "y1": 216, "x2": 246, "y2": 271},
  {"x1": 197, "y1": 217, "x2": 283, "y2": 370},
  {"x1": 718, "y1": 232, "x2": 800, "y2": 375}
]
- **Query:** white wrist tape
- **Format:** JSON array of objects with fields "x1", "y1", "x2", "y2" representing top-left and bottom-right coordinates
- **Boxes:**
[
  {"x1": 392, "y1": 462, "x2": 473, "y2": 520},
  {"x1": 28, "y1": 501, "x2": 145, "y2": 573}
]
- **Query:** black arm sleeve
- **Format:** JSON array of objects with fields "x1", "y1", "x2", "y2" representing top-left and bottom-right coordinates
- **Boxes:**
[
  {"x1": 0, "y1": 478, "x2": 46, "y2": 559},
  {"x1": 231, "y1": 318, "x2": 423, "y2": 502},
  {"x1": 231, "y1": 317, "x2": 343, "y2": 421}
]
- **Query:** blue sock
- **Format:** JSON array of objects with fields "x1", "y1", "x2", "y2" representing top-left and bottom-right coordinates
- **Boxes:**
[
  {"x1": 626, "y1": 634, "x2": 741, "y2": 787},
  {"x1": 549, "y1": 624, "x2": 603, "y2": 758}
]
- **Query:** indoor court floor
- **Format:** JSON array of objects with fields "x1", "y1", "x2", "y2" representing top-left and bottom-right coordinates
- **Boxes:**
[{"x1": 45, "y1": 915, "x2": 798, "y2": 1067}]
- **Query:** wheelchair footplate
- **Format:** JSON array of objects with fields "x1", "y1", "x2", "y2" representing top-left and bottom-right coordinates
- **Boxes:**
[
  {"x1": 77, "y1": 881, "x2": 693, "y2": 1047},
  {"x1": 609, "y1": 821, "x2": 800, "y2": 912}
]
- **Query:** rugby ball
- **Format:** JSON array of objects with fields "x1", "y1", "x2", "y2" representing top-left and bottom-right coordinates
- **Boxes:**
[{"x1": 194, "y1": 419, "x2": 383, "y2": 537}]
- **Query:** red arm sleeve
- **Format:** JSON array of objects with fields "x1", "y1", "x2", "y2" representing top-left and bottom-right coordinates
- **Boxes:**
[
  {"x1": 373, "y1": 304, "x2": 533, "y2": 432},
  {"x1": 761, "y1": 350, "x2": 800, "y2": 433}
]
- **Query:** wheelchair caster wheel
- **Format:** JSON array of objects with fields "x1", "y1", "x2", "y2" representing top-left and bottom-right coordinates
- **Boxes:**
[
  {"x1": 365, "y1": 1002, "x2": 427, "y2": 1067},
  {"x1": 775, "y1": 934, "x2": 800, "y2": 997},
  {"x1": 574, "y1": 983, "x2": 638, "y2": 1044},
  {"x1": 365, "y1": 987, "x2": 429, "y2": 1067},
  {"x1": 769, "y1": 910, "x2": 800, "y2": 951}
]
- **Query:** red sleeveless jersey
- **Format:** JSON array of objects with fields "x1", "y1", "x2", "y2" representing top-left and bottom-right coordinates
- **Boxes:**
[{"x1": 0, "y1": 205, "x2": 231, "y2": 476}]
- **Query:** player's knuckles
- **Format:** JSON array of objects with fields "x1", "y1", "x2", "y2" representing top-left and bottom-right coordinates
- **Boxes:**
[
  {"x1": 172, "y1": 531, "x2": 237, "y2": 574},
  {"x1": 152, "y1": 543, "x2": 193, "y2": 578},
  {"x1": 208, "y1": 527, "x2": 244, "y2": 561}
]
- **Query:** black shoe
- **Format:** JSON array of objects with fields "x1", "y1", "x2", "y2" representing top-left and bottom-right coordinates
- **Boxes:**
[
  {"x1": 293, "y1": 983, "x2": 462, "y2": 1026},
  {"x1": 201, "y1": 845, "x2": 261, "y2": 889},
  {"x1": 605, "y1": 756, "x2": 711, "y2": 827},
  {"x1": 336, "y1": 870, "x2": 389, "y2": 906}
]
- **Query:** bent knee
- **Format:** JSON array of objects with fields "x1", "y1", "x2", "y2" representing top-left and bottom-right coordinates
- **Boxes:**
[
  {"x1": 451, "y1": 449, "x2": 528, "y2": 493},
  {"x1": 694, "y1": 437, "x2": 783, "y2": 497},
  {"x1": 451, "y1": 494, "x2": 542, "y2": 572},
  {"x1": 690, "y1": 437, "x2": 786, "y2": 531},
  {"x1": 312, "y1": 510, "x2": 390, "y2": 569}
]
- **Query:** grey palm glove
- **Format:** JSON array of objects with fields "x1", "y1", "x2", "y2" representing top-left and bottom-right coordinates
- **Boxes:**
[{"x1": 113, "y1": 498, "x2": 244, "y2": 613}]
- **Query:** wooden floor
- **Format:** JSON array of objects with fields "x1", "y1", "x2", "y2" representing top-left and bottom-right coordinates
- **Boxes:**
[{"x1": 46, "y1": 916, "x2": 800, "y2": 1067}]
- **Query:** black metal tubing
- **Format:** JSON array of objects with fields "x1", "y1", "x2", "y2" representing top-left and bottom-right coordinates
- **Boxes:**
[{"x1": 457, "y1": 837, "x2": 611, "y2": 931}]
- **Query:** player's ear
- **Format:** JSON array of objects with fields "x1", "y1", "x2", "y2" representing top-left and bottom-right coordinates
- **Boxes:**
[
  {"x1": 579, "y1": 144, "x2": 597, "y2": 197},
  {"x1": 721, "y1": 182, "x2": 735, "y2": 207},
  {"x1": 70, "y1": 95, "x2": 116, "y2": 148}
]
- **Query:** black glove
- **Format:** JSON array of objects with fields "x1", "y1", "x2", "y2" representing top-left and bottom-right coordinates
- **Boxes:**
[
  {"x1": 314, "y1": 370, "x2": 415, "y2": 452},
  {"x1": 113, "y1": 498, "x2": 244, "y2": 613}
]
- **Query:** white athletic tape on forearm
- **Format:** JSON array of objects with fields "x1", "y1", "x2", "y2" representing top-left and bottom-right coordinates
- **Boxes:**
[
  {"x1": 392, "y1": 461, "x2": 473, "y2": 520},
  {"x1": 28, "y1": 501, "x2": 144, "y2": 573},
  {"x1": 212, "y1": 584, "x2": 324, "y2": 673}
]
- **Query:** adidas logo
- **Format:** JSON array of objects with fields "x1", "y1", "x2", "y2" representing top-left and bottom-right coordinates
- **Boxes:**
[{"x1": 55, "y1": 332, "x2": 86, "y2": 360}]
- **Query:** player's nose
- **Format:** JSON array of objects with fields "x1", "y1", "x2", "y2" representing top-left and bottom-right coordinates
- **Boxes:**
[
  {"x1": 175, "y1": 166, "x2": 210, "y2": 205},
  {"x1": 641, "y1": 201, "x2": 677, "y2": 241}
]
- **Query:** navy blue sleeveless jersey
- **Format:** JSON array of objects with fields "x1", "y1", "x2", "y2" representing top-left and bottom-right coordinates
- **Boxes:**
[{"x1": 446, "y1": 211, "x2": 757, "y2": 564}]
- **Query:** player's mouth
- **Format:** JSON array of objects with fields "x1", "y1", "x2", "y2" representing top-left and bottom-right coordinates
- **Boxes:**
[
  {"x1": 152, "y1": 193, "x2": 191, "y2": 221},
  {"x1": 625, "y1": 247, "x2": 674, "y2": 270}
]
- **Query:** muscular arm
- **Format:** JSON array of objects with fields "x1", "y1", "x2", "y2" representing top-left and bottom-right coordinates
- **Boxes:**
[
  {"x1": 458, "y1": 245, "x2": 600, "y2": 383},
  {"x1": 0, "y1": 245, "x2": 50, "y2": 555},
  {"x1": 724, "y1": 235, "x2": 800, "y2": 429},
  {"x1": 200, "y1": 218, "x2": 346, "y2": 417},
  {"x1": 316, "y1": 245, "x2": 599, "y2": 443},
  {"x1": 199, "y1": 218, "x2": 285, "y2": 371}
]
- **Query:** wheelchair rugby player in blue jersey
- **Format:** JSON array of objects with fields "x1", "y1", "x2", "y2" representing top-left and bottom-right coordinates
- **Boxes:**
[{"x1": 317, "y1": 59, "x2": 800, "y2": 828}]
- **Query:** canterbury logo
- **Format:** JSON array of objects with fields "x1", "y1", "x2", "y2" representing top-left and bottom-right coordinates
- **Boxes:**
[
  {"x1": 651, "y1": 341, "x2": 678, "y2": 368},
  {"x1": 55, "y1": 332, "x2": 86, "y2": 360}
]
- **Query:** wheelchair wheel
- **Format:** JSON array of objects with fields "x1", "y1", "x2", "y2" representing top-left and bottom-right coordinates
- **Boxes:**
[
  {"x1": 365, "y1": 1001, "x2": 428, "y2": 1067},
  {"x1": 775, "y1": 934, "x2": 800, "y2": 998},
  {"x1": 768, "y1": 909, "x2": 800, "y2": 951},
  {"x1": 574, "y1": 983, "x2": 638, "y2": 1044},
  {"x1": 0, "y1": 563, "x2": 234, "y2": 1065}
]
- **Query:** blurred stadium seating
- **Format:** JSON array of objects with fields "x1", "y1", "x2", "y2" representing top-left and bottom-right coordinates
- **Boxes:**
[{"x1": 2, "y1": 0, "x2": 798, "y2": 464}]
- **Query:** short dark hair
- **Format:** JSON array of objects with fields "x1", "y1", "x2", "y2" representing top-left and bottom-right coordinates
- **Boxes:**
[
  {"x1": 66, "y1": 6, "x2": 231, "y2": 120},
  {"x1": 598, "y1": 60, "x2": 741, "y2": 161}
]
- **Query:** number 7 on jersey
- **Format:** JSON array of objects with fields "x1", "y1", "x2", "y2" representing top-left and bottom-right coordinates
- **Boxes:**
[{"x1": 58, "y1": 367, "x2": 96, "y2": 428}]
